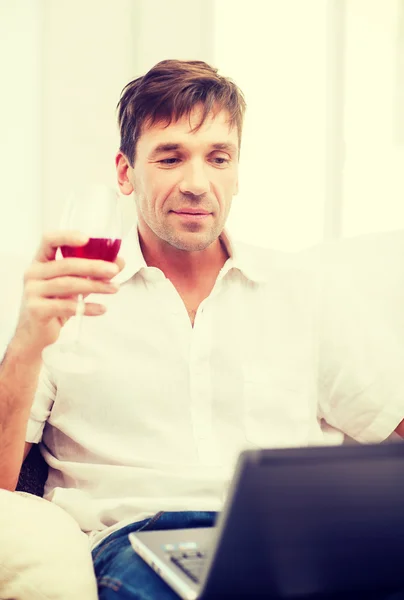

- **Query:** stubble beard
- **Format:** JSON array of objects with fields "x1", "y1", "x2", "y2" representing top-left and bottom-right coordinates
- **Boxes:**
[{"x1": 158, "y1": 218, "x2": 221, "y2": 252}]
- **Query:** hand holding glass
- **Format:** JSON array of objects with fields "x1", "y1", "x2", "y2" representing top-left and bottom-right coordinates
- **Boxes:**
[{"x1": 42, "y1": 185, "x2": 122, "y2": 372}]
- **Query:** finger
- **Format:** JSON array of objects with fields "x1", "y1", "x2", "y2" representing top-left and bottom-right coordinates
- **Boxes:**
[
  {"x1": 82, "y1": 302, "x2": 108, "y2": 317},
  {"x1": 35, "y1": 231, "x2": 89, "y2": 263},
  {"x1": 26, "y1": 258, "x2": 119, "y2": 282},
  {"x1": 32, "y1": 277, "x2": 119, "y2": 299},
  {"x1": 26, "y1": 298, "x2": 107, "y2": 321},
  {"x1": 57, "y1": 299, "x2": 107, "y2": 317},
  {"x1": 114, "y1": 256, "x2": 125, "y2": 273}
]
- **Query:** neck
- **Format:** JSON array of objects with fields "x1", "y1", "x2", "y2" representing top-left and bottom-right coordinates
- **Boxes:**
[{"x1": 138, "y1": 226, "x2": 229, "y2": 291}]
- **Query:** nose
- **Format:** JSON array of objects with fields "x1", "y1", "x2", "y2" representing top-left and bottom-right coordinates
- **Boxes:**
[{"x1": 179, "y1": 161, "x2": 210, "y2": 197}]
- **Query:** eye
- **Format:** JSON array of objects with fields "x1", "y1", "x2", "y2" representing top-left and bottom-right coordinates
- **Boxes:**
[
  {"x1": 211, "y1": 156, "x2": 230, "y2": 165},
  {"x1": 158, "y1": 158, "x2": 180, "y2": 165}
]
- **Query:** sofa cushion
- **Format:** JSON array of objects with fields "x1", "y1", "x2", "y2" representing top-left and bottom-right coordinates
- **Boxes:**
[{"x1": 0, "y1": 490, "x2": 98, "y2": 600}]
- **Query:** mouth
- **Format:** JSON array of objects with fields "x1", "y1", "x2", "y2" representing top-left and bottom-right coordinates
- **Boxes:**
[{"x1": 171, "y1": 210, "x2": 212, "y2": 220}]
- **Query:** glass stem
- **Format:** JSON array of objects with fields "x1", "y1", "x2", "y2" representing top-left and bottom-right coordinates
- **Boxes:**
[{"x1": 74, "y1": 294, "x2": 85, "y2": 345}]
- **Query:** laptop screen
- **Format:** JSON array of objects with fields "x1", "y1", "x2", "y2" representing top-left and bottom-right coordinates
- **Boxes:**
[
  {"x1": 206, "y1": 444, "x2": 404, "y2": 598},
  {"x1": 256, "y1": 447, "x2": 404, "y2": 596}
]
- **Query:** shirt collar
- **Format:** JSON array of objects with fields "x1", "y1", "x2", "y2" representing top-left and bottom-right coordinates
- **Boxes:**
[{"x1": 115, "y1": 221, "x2": 268, "y2": 285}]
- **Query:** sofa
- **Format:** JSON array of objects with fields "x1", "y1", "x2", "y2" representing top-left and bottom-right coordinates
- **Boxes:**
[
  {"x1": 16, "y1": 443, "x2": 48, "y2": 497},
  {"x1": 0, "y1": 447, "x2": 98, "y2": 600}
]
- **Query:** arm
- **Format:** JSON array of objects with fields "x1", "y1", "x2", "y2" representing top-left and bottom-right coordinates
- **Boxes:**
[
  {"x1": 0, "y1": 232, "x2": 122, "y2": 491},
  {"x1": 0, "y1": 342, "x2": 42, "y2": 491}
]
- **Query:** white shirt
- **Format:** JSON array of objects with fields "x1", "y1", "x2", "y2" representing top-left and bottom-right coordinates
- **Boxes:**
[{"x1": 25, "y1": 224, "x2": 404, "y2": 549}]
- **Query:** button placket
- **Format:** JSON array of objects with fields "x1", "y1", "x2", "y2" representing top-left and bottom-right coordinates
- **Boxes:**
[{"x1": 188, "y1": 308, "x2": 217, "y2": 464}]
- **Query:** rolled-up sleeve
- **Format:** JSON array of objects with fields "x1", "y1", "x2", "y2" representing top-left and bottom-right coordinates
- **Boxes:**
[
  {"x1": 317, "y1": 247, "x2": 404, "y2": 443},
  {"x1": 319, "y1": 352, "x2": 404, "y2": 443},
  {"x1": 26, "y1": 364, "x2": 57, "y2": 443}
]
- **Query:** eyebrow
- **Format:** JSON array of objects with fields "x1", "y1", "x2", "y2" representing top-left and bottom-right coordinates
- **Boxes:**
[
  {"x1": 149, "y1": 142, "x2": 238, "y2": 158},
  {"x1": 211, "y1": 143, "x2": 238, "y2": 154}
]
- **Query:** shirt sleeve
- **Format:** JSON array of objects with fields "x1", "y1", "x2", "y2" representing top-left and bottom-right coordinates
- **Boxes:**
[
  {"x1": 317, "y1": 241, "x2": 404, "y2": 443},
  {"x1": 25, "y1": 363, "x2": 57, "y2": 443}
]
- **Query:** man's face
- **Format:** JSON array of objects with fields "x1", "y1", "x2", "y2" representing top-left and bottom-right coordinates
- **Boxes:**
[{"x1": 117, "y1": 106, "x2": 239, "y2": 252}]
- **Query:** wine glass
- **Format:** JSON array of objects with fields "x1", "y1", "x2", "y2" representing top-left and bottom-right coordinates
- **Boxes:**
[{"x1": 41, "y1": 185, "x2": 123, "y2": 373}]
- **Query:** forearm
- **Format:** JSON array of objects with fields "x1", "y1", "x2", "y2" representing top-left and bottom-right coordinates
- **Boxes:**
[
  {"x1": 0, "y1": 339, "x2": 42, "y2": 491},
  {"x1": 0, "y1": 231, "x2": 122, "y2": 492}
]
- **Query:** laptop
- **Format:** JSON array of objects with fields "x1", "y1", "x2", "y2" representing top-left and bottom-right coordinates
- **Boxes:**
[{"x1": 129, "y1": 442, "x2": 404, "y2": 599}]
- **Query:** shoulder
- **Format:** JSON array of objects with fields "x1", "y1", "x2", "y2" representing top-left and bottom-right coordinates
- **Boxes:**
[
  {"x1": 234, "y1": 238, "x2": 315, "y2": 276},
  {"x1": 233, "y1": 239, "x2": 319, "y2": 312},
  {"x1": 300, "y1": 230, "x2": 404, "y2": 308}
]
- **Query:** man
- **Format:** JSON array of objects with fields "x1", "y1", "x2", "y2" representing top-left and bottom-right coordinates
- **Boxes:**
[{"x1": 0, "y1": 59, "x2": 403, "y2": 599}]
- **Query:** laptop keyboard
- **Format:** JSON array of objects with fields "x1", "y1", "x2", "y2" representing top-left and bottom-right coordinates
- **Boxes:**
[{"x1": 163, "y1": 542, "x2": 207, "y2": 584}]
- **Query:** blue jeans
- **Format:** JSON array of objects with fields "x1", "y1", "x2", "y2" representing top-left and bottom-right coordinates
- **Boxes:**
[
  {"x1": 92, "y1": 511, "x2": 216, "y2": 599},
  {"x1": 92, "y1": 510, "x2": 404, "y2": 600}
]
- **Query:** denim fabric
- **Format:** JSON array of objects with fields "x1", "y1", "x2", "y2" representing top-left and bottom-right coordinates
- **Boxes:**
[
  {"x1": 92, "y1": 511, "x2": 216, "y2": 600},
  {"x1": 92, "y1": 510, "x2": 404, "y2": 600}
]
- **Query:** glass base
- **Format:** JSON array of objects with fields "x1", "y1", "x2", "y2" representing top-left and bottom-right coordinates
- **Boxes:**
[{"x1": 42, "y1": 342, "x2": 99, "y2": 374}]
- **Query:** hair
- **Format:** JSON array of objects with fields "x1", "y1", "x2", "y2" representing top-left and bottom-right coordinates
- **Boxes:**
[{"x1": 117, "y1": 59, "x2": 246, "y2": 166}]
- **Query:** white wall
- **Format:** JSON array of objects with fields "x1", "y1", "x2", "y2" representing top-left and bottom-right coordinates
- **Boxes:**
[
  {"x1": 132, "y1": 0, "x2": 215, "y2": 72},
  {"x1": 0, "y1": 0, "x2": 42, "y2": 260},
  {"x1": 342, "y1": 0, "x2": 404, "y2": 236},
  {"x1": 214, "y1": 0, "x2": 328, "y2": 251},
  {"x1": 40, "y1": 0, "x2": 138, "y2": 234}
]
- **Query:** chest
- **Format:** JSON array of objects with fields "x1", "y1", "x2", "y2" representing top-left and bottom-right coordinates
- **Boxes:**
[
  {"x1": 182, "y1": 297, "x2": 203, "y2": 327},
  {"x1": 173, "y1": 282, "x2": 216, "y2": 328},
  {"x1": 52, "y1": 275, "x2": 319, "y2": 455}
]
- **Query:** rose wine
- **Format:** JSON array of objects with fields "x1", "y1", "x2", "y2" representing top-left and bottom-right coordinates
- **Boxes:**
[{"x1": 61, "y1": 238, "x2": 122, "y2": 262}]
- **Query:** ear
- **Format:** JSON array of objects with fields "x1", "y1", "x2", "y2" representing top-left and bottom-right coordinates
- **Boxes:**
[{"x1": 116, "y1": 152, "x2": 134, "y2": 195}]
